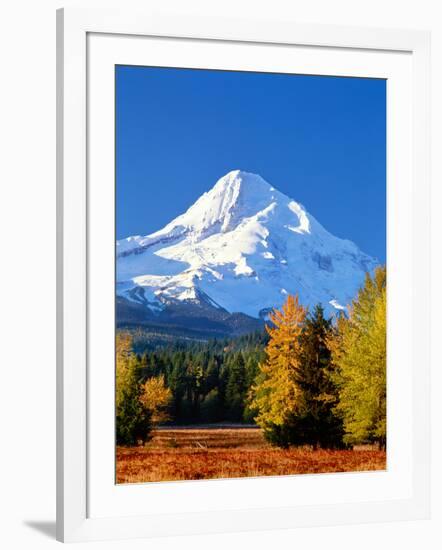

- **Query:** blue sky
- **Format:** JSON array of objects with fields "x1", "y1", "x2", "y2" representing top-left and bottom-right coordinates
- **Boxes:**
[{"x1": 116, "y1": 66, "x2": 386, "y2": 262}]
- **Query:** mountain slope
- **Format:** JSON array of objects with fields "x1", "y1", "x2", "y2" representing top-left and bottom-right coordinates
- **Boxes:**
[{"x1": 116, "y1": 170, "x2": 378, "y2": 333}]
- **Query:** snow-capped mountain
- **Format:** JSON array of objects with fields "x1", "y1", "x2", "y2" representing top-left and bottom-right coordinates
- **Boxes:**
[{"x1": 116, "y1": 170, "x2": 378, "y2": 335}]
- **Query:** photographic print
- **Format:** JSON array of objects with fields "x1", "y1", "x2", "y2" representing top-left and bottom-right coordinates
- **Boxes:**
[{"x1": 115, "y1": 66, "x2": 386, "y2": 484}]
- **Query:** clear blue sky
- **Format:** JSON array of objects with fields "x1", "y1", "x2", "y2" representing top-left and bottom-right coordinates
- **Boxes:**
[{"x1": 116, "y1": 66, "x2": 386, "y2": 262}]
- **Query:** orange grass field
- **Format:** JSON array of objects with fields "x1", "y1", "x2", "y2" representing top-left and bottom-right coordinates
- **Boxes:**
[{"x1": 116, "y1": 426, "x2": 386, "y2": 484}]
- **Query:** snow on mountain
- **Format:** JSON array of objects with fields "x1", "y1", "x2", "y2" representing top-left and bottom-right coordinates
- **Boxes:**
[{"x1": 116, "y1": 170, "x2": 378, "y2": 323}]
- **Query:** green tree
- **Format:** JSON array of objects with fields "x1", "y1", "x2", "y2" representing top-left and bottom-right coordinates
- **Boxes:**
[
  {"x1": 243, "y1": 355, "x2": 260, "y2": 422},
  {"x1": 225, "y1": 352, "x2": 247, "y2": 421},
  {"x1": 288, "y1": 304, "x2": 344, "y2": 448},
  {"x1": 200, "y1": 388, "x2": 221, "y2": 422},
  {"x1": 169, "y1": 360, "x2": 186, "y2": 420}
]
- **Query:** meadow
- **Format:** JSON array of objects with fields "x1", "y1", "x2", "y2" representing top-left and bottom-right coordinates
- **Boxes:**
[{"x1": 116, "y1": 426, "x2": 386, "y2": 484}]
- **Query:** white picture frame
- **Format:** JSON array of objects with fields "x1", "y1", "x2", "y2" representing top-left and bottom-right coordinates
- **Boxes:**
[{"x1": 56, "y1": 7, "x2": 431, "y2": 543}]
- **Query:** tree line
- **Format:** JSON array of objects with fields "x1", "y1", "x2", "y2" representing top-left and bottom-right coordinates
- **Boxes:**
[
  {"x1": 116, "y1": 330, "x2": 267, "y2": 444},
  {"x1": 116, "y1": 266, "x2": 386, "y2": 450}
]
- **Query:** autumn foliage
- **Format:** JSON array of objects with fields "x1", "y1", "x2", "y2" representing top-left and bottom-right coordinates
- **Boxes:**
[
  {"x1": 116, "y1": 427, "x2": 386, "y2": 483},
  {"x1": 140, "y1": 375, "x2": 173, "y2": 424},
  {"x1": 251, "y1": 267, "x2": 386, "y2": 449},
  {"x1": 116, "y1": 333, "x2": 172, "y2": 445},
  {"x1": 329, "y1": 266, "x2": 387, "y2": 448},
  {"x1": 250, "y1": 295, "x2": 307, "y2": 433},
  {"x1": 116, "y1": 267, "x2": 387, "y2": 455}
]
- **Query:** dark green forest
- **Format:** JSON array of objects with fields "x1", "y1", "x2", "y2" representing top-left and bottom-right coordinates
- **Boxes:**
[{"x1": 118, "y1": 329, "x2": 268, "y2": 424}]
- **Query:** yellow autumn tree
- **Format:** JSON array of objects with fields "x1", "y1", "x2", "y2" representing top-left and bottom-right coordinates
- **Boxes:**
[
  {"x1": 116, "y1": 332, "x2": 134, "y2": 411},
  {"x1": 140, "y1": 375, "x2": 173, "y2": 425},
  {"x1": 328, "y1": 266, "x2": 387, "y2": 448},
  {"x1": 250, "y1": 294, "x2": 307, "y2": 441},
  {"x1": 116, "y1": 332, "x2": 152, "y2": 445}
]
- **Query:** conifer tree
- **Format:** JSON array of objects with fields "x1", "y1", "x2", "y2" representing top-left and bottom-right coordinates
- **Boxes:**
[
  {"x1": 200, "y1": 388, "x2": 221, "y2": 422},
  {"x1": 290, "y1": 304, "x2": 344, "y2": 448},
  {"x1": 250, "y1": 295, "x2": 307, "y2": 445},
  {"x1": 225, "y1": 352, "x2": 247, "y2": 421},
  {"x1": 243, "y1": 355, "x2": 260, "y2": 422},
  {"x1": 169, "y1": 360, "x2": 186, "y2": 420}
]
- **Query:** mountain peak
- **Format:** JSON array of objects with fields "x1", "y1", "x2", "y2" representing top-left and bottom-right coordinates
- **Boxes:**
[
  {"x1": 188, "y1": 170, "x2": 287, "y2": 235},
  {"x1": 212, "y1": 170, "x2": 273, "y2": 195},
  {"x1": 116, "y1": 170, "x2": 378, "y2": 322}
]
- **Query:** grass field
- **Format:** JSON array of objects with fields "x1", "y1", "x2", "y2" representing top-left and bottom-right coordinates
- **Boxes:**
[{"x1": 116, "y1": 426, "x2": 386, "y2": 484}]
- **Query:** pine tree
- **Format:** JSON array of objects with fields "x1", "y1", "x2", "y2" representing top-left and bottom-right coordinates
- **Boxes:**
[
  {"x1": 185, "y1": 357, "x2": 204, "y2": 420},
  {"x1": 169, "y1": 360, "x2": 186, "y2": 420},
  {"x1": 330, "y1": 266, "x2": 387, "y2": 448},
  {"x1": 290, "y1": 304, "x2": 344, "y2": 448},
  {"x1": 200, "y1": 388, "x2": 221, "y2": 422},
  {"x1": 243, "y1": 355, "x2": 260, "y2": 422},
  {"x1": 250, "y1": 295, "x2": 307, "y2": 445},
  {"x1": 225, "y1": 352, "x2": 247, "y2": 421}
]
